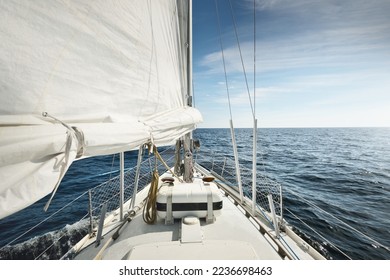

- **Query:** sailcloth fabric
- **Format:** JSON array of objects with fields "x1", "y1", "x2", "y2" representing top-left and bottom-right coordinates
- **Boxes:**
[{"x1": 0, "y1": 0, "x2": 202, "y2": 219}]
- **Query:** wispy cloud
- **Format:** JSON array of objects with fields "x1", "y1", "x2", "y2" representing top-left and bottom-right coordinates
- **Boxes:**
[
  {"x1": 212, "y1": 85, "x2": 290, "y2": 105},
  {"x1": 194, "y1": 0, "x2": 390, "y2": 127},
  {"x1": 199, "y1": 26, "x2": 390, "y2": 75},
  {"x1": 199, "y1": 0, "x2": 390, "y2": 74}
]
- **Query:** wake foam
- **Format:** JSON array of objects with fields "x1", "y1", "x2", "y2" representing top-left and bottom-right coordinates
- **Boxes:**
[{"x1": 0, "y1": 219, "x2": 90, "y2": 260}]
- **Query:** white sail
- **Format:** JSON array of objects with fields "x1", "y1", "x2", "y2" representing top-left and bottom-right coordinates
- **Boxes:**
[{"x1": 0, "y1": 0, "x2": 202, "y2": 219}]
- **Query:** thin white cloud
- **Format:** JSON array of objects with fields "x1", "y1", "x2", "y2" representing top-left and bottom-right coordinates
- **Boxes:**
[
  {"x1": 212, "y1": 85, "x2": 290, "y2": 105},
  {"x1": 200, "y1": 0, "x2": 390, "y2": 75},
  {"x1": 199, "y1": 25, "x2": 390, "y2": 75},
  {"x1": 194, "y1": 0, "x2": 390, "y2": 128}
]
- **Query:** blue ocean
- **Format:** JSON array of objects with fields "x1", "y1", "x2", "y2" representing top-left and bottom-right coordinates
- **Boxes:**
[{"x1": 0, "y1": 127, "x2": 389, "y2": 260}]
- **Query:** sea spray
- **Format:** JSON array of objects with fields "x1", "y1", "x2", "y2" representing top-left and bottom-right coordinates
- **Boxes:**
[{"x1": 0, "y1": 219, "x2": 89, "y2": 260}]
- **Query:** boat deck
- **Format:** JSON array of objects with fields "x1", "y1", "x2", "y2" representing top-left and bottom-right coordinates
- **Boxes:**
[{"x1": 74, "y1": 173, "x2": 318, "y2": 260}]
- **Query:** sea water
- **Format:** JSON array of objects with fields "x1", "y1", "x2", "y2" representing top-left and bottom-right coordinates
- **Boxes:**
[{"x1": 0, "y1": 128, "x2": 389, "y2": 260}]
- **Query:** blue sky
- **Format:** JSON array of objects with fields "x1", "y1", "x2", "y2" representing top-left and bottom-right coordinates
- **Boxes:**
[{"x1": 192, "y1": 0, "x2": 390, "y2": 128}]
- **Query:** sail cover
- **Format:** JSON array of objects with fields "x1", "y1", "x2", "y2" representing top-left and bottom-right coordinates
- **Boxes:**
[{"x1": 0, "y1": 0, "x2": 202, "y2": 219}]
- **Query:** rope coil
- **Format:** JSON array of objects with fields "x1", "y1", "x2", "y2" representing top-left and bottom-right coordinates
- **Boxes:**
[
  {"x1": 142, "y1": 144, "x2": 183, "y2": 224},
  {"x1": 142, "y1": 170, "x2": 159, "y2": 224}
]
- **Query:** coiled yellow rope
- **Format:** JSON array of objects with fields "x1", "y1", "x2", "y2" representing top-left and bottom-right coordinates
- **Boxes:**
[
  {"x1": 142, "y1": 144, "x2": 186, "y2": 224},
  {"x1": 142, "y1": 169, "x2": 159, "y2": 224}
]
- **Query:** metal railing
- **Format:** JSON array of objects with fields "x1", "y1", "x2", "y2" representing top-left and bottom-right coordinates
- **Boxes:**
[
  {"x1": 7, "y1": 145, "x2": 383, "y2": 260},
  {"x1": 0, "y1": 147, "x2": 176, "y2": 260},
  {"x1": 194, "y1": 147, "x2": 283, "y2": 224}
]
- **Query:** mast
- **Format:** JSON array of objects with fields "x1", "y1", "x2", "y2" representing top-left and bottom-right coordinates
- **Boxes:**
[{"x1": 183, "y1": 0, "x2": 193, "y2": 183}]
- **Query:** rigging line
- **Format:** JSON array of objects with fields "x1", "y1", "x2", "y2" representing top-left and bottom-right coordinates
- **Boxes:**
[
  {"x1": 215, "y1": 0, "x2": 244, "y2": 201},
  {"x1": 215, "y1": 0, "x2": 244, "y2": 202},
  {"x1": 215, "y1": 0, "x2": 233, "y2": 119},
  {"x1": 285, "y1": 188, "x2": 390, "y2": 252},
  {"x1": 1, "y1": 190, "x2": 89, "y2": 249},
  {"x1": 285, "y1": 207, "x2": 352, "y2": 260},
  {"x1": 34, "y1": 212, "x2": 91, "y2": 260},
  {"x1": 228, "y1": 0, "x2": 255, "y2": 118},
  {"x1": 252, "y1": 0, "x2": 268, "y2": 176},
  {"x1": 34, "y1": 233, "x2": 65, "y2": 260},
  {"x1": 254, "y1": 203, "x2": 299, "y2": 259},
  {"x1": 279, "y1": 236, "x2": 300, "y2": 260},
  {"x1": 250, "y1": 0, "x2": 258, "y2": 215},
  {"x1": 250, "y1": 1, "x2": 272, "y2": 217},
  {"x1": 253, "y1": 0, "x2": 256, "y2": 117}
]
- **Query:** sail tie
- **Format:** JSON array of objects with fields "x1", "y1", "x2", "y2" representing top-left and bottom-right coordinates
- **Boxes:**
[
  {"x1": 42, "y1": 112, "x2": 86, "y2": 211},
  {"x1": 42, "y1": 112, "x2": 85, "y2": 158}
]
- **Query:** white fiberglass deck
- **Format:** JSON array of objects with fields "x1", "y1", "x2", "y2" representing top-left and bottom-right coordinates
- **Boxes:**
[{"x1": 75, "y1": 176, "x2": 284, "y2": 260}]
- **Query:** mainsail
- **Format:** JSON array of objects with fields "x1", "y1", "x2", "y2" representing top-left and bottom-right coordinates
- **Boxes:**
[{"x1": 0, "y1": 0, "x2": 202, "y2": 219}]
